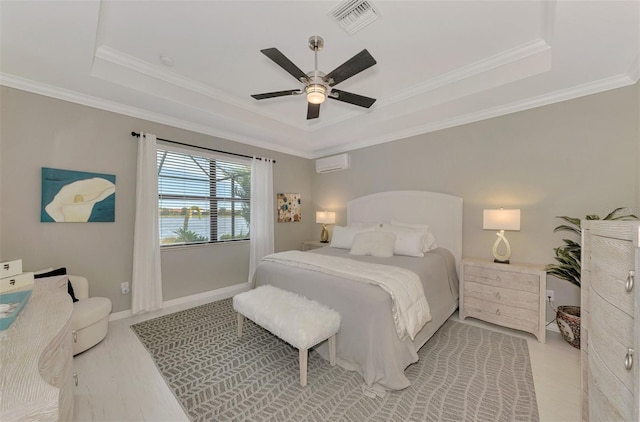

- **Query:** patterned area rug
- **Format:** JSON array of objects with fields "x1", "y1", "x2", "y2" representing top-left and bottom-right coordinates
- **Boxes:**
[{"x1": 131, "y1": 298, "x2": 538, "y2": 422}]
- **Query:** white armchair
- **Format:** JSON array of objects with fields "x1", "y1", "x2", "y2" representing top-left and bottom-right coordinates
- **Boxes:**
[{"x1": 68, "y1": 275, "x2": 112, "y2": 355}]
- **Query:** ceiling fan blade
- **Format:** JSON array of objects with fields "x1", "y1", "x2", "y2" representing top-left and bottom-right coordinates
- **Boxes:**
[
  {"x1": 307, "y1": 103, "x2": 321, "y2": 120},
  {"x1": 261, "y1": 48, "x2": 310, "y2": 83},
  {"x1": 329, "y1": 89, "x2": 376, "y2": 108},
  {"x1": 251, "y1": 90, "x2": 302, "y2": 100},
  {"x1": 324, "y1": 49, "x2": 377, "y2": 87}
]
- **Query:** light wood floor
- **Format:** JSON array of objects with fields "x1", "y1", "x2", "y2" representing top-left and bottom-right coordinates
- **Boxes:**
[{"x1": 73, "y1": 298, "x2": 581, "y2": 422}]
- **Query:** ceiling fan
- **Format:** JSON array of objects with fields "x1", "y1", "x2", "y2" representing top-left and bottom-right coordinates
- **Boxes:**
[{"x1": 251, "y1": 36, "x2": 377, "y2": 120}]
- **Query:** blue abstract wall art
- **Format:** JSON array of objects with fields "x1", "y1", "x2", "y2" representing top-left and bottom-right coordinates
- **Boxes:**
[{"x1": 41, "y1": 167, "x2": 116, "y2": 222}]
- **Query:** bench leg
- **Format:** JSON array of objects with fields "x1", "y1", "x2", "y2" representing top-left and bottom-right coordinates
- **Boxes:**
[
  {"x1": 299, "y1": 348, "x2": 308, "y2": 387},
  {"x1": 328, "y1": 334, "x2": 337, "y2": 366},
  {"x1": 237, "y1": 312, "x2": 244, "y2": 338}
]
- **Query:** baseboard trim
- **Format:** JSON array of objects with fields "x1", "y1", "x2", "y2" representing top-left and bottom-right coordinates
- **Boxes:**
[{"x1": 109, "y1": 282, "x2": 252, "y2": 321}]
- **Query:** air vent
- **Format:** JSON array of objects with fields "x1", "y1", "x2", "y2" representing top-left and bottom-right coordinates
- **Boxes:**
[{"x1": 329, "y1": 0, "x2": 381, "y2": 35}]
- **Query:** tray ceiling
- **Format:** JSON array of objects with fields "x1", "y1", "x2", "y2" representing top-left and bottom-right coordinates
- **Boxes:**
[{"x1": 1, "y1": 1, "x2": 638, "y2": 158}]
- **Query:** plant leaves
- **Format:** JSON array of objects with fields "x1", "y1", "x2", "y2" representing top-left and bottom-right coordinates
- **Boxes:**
[{"x1": 548, "y1": 208, "x2": 638, "y2": 289}]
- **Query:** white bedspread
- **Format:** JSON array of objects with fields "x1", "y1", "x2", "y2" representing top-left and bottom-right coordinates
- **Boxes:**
[{"x1": 262, "y1": 251, "x2": 431, "y2": 341}]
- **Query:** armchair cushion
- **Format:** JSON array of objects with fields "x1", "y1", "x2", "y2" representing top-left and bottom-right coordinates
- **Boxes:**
[
  {"x1": 68, "y1": 275, "x2": 89, "y2": 301},
  {"x1": 72, "y1": 297, "x2": 112, "y2": 331}
]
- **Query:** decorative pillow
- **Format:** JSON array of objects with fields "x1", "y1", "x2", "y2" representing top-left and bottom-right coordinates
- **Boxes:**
[
  {"x1": 330, "y1": 224, "x2": 377, "y2": 249},
  {"x1": 390, "y1": 219, "x2": 438, "y2": 252},
  {"x1": 34, "y1": 267, "x2": 78, "y2": 302},
  {"x1": 377, "y1": 225, "x2": 425, "y2": 257},
  {"x1": 349, "y1": 231, "x2": 396, "y2": 258},
  {"x1": 34, "y1": 267, "x2": 67, "y2": 278}
]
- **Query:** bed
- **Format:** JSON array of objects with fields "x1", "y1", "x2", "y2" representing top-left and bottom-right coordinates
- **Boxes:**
[{"x1": 254, "y1": 190, "x2": 462, "y2": 392}]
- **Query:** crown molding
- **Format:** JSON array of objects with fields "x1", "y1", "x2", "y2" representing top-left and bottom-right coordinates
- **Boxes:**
[
  {"x1": 1, "y1": 68, "x2": 634, "y2": 161},
  {"x1": 93, "y1": 45, "x2": 317, "y2": 132},
  {"x1": 310, "y1": 72, "x2": 636, "y2": 158},
  {"x1": 381, "y1": 38, "x2": 550, "y2": 108},
  {"x1": 0, "y1": 73, "x2": 313, "y2": 159}
]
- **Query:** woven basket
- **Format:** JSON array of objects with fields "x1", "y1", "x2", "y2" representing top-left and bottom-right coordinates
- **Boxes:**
[{"x1": 556, "y1": 305, "x2": 581, "y2": 349}]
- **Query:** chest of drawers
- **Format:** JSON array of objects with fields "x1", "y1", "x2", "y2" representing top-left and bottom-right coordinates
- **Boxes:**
[
  {"x1": 581, "y1": 220, "x2": 639, "y2": 422},
  {"x1": 460, "y1": 258, "x2": 546, "y2": 342}
]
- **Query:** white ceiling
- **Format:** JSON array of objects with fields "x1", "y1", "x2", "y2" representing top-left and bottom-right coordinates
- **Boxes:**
[{"x1": 1, "y1": 1, "x2": 638, "y2": 159}]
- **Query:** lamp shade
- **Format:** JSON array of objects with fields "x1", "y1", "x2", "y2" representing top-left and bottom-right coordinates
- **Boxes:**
[
  {"x1": 483, "y1": 209, "x2": 520, "y2": 231},
  {"x1": 316, "y1": 211, "x2": 335, "y2": 225}
]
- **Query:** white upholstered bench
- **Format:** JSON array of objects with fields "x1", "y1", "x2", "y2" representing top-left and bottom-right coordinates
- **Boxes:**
[{"x1": 232, "y1": 285, "x2": 341, "y2": 386}]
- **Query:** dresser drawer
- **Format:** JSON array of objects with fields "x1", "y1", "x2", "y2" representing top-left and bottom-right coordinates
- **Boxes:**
[
  {"x1": 464, "y1": 281, "x2": 539, "y2": 311},
  {"x1": 589, "y1": 288, "x2": 634, "y2": 391},
  {"x1": 463, "y1": 296, "x2": 539, "y2": 334},
  {"x1": 463, "y1": 265, "x2": 540, "y2": 294},
  {"x1": 591, "y1": 235, "x2": 635, "y2": 317},
  {"x1": 589, "y1": 344, "x2": 633, "y2": 421},
  {"x1": 0, "y1": 272, "x2": 34, "y2": 293}
]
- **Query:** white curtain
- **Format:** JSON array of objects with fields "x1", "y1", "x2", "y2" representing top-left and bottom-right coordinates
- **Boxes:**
[
  {"x1": 248, "y1": 157, "x2": 274, "y2": 284},
  {"x1": 131, "y1": 132, "x2": 163, "y2": 314}
]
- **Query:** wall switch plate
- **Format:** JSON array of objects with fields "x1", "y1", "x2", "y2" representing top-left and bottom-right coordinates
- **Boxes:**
[
  {"x1": 121, "y1": 282, "x2": 130, "y2": 295},
  {"x1": 546, "y1": 289, "x2": 554, "y2": 302}
]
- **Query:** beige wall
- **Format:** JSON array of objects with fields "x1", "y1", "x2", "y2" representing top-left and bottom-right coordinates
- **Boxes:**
[
  {"x1": 2, "y1": 83, "x2": 638, "y2": 318},
  {"x1": 312, "y1": 84, "x2": 639, "y2": 323},
  {"x1": 0, "y1": 87, "x2": 314, "y2": 313}
]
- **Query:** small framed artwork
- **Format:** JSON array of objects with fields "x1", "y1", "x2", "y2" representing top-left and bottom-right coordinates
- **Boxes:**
[
  {"x1": 41, "y1": 167, "x2": 116, "y2": 222},
  {"x1": 277, "y1": 193, "x2": 301, "y2": 222}
]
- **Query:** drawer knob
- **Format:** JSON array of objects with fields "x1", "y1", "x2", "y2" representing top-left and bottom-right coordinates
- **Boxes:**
[
  {"x1": 495, "y1": 292, "x2": 501, "y2": 299},
  {"x1": 624, "y1": 347, "x2": 633, "y2": 371},
  {"x1": 73, "y1": 372, "x2": 79, "y2": 386},
  {"x1": 625, "y1": 348, "x2": 634, "y2": 370},
  {"x1": 72, "y1": 330, "x2": 77, "y2": 343},
  {"x1": 625, "y1": 270, "x2": 635, "y2": 293},
  {"x1": 495, "y1": 309, "x2": 501, "y2": 316}
]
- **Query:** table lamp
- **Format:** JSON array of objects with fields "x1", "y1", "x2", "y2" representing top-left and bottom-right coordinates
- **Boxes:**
[
  {"x1": 316, "y1": 211, "x2": 336, "y2": 243},
  {"x1": 483, "y1": 208, "x2": 521, "y2": 264}
]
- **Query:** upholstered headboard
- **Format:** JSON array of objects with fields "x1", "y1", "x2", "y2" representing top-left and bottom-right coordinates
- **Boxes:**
[{"x1": 347, "y1": 190, "x2": 463, "y2": 273}]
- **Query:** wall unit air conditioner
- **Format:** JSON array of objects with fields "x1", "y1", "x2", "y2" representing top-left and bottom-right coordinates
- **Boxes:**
[{"x1": 315, "y1": 153, "x2": 351, "y2": 173}]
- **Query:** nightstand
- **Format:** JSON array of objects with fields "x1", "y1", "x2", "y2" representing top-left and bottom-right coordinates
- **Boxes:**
[
  {"x1": 301, "y1": 240, "x2": 328, "y2": 251},
  {"x1": 459, "y1": 258, "x2": 546, "y2": 343}
]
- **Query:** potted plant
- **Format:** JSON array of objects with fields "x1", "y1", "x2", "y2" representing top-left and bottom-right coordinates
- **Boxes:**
[{"x1": 546, "y1": 208, "x2": 637, "y2": 348}]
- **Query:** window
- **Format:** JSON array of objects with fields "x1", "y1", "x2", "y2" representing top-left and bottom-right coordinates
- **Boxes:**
[{"x1": 157, "y1": 145, "x2": 251, "y2": 246}]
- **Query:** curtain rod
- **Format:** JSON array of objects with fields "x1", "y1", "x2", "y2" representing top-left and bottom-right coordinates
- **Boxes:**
[{"x1": 130, "y1": 132, "x2": 275, "y2": 163}]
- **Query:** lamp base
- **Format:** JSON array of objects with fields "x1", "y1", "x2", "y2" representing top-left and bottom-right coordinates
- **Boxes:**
[
  {"x1": 492, "y1": 230, "x2": 512, "y2": 264},
  {"x1": 320, "y1": 224, "x2": 329, "y2": 243}
]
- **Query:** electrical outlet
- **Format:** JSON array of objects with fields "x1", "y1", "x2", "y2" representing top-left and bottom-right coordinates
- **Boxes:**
[
  {"x1": 546, "y1": 289, "x2": 554, "y2": 302},
  {"x1": 121, "y1": 282, "x2": 130, "y2": 295}
]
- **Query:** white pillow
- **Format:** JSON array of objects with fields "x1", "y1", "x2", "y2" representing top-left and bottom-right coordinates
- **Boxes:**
[
  {"x1": 330, "y1": 224, "x2": 377, "y2": 249},
  {"x1": 390, "y1": 219, "x2": 438, "y2": 252},
  {"x1": 349, "y1": 231, "x2": 396, "y2": 258},
  {"x1": 377, "y1": 225, "x2": 424, "y2": 257}
]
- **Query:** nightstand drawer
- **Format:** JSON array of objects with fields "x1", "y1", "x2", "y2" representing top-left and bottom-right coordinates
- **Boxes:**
[
  {"x1": 463, "y1": 265, "x2": 540, "y2": 293},
  {"x1": 464, "y1": 281, "x2": 539, "y2": 311},
  {"x1": 464, "y1": 296, "x2": 540, "y2": 334}
]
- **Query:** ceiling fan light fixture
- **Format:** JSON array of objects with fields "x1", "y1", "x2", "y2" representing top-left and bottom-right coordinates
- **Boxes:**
[{"x1": 306, "y1": 84, "x2": 326, "y2": 104}]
